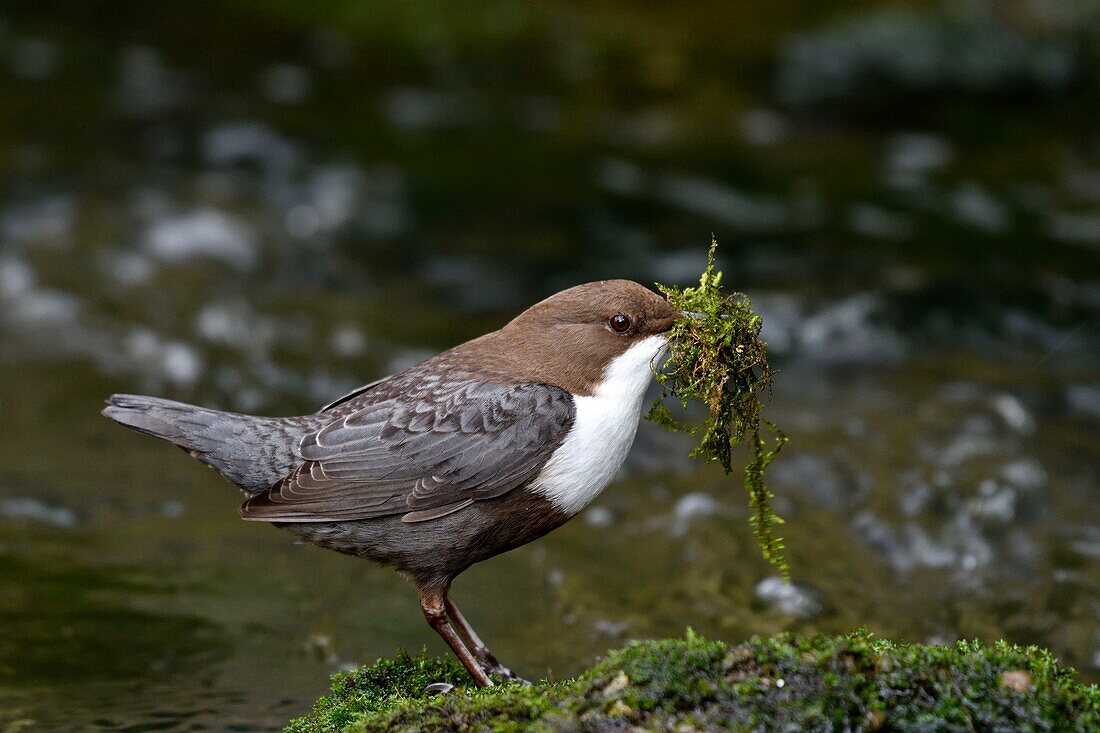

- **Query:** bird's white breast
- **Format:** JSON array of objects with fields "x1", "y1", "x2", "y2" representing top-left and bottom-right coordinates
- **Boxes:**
[{"x1": 530, "y1": 335, "x2": 667, "y2": 515}]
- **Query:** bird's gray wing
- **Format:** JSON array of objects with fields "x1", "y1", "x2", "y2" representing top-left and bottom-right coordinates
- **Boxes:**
[
  {"x1": 320, "y1": 375, "x2": 391, "y2": 412},
  {"x1": 239, "y1": 380, "x2": 575, "y2": 523}
]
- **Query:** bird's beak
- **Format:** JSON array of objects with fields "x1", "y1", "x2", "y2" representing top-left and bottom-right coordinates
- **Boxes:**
[
  {"x1": 653, "y1": 313, "x2": 679, "y2": 333},
  {"x1": 680, "y1": 310, "x2": 729, "y2": 322},
  {"x1": 652, "y1": 309, "x2": 699, "y2": 335}
]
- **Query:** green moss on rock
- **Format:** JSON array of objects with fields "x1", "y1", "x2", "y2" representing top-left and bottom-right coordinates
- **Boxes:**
[{"x1": 287, "y1": 630, "x2": 1100, "y2": 732}]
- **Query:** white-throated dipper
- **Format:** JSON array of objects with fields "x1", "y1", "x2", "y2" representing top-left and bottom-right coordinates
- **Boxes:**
[{"x1": 103, "y1": 280, "x2": 678, "y2": 686}]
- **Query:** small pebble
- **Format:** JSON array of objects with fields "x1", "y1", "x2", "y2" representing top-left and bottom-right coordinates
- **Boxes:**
[
  {"x1": 755, "y1": 576, "x2": 825, "y2": 620},
  {"x1": 423, "y1": 682, "x2": 454, "y2": 695},
  {"x1": 999, "y1": 670, "x2": 1032, "y2": 692}
]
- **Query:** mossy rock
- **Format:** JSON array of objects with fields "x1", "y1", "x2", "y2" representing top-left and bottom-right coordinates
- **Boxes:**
[{"x1": 287, "y1": 630, "x2": 1100, "y2": 732}]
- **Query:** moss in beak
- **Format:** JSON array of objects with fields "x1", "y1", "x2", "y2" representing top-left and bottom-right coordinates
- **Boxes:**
[{"x1": 648, "y1": 237, "x2": 789, "y2": 578}]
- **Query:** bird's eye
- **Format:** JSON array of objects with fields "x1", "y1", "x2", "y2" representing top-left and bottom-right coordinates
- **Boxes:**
[{"x1": 608, "y1": 314, "x2": 631, "y2": 333}]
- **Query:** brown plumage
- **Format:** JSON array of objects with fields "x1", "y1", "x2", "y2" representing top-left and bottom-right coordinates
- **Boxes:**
[{"x1": 103, "y1": 279, "x2": 677, "y2": 686}]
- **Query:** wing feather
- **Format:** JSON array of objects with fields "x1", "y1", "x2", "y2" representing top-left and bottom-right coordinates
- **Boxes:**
[{"x1": 240, "y1": 380, "x2": 574, "y2": 523}]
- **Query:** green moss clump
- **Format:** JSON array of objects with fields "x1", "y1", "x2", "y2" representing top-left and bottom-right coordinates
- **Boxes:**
[
  {"x1": 649, "y1": 237, "x2": 788, "y2": 576},
  {"x1": 284, "y1": 652, "x2": 471, "y2": 733},
  {"x1": 286, "y1": 631, "x2": 1100, "y2": 732}
]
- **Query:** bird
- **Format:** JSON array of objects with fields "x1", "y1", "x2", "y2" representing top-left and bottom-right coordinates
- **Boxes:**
[{"x1": 103, "y1": 279, "x2": 679, "y2": 686}]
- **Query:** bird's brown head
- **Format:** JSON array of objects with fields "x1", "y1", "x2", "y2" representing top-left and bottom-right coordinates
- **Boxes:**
[
  {"x1": 472, "y1": 280, "x2": 678, "y2": 395},
  {"x1": 506, "y1": 279, "x2": 677, "y2": 340}
]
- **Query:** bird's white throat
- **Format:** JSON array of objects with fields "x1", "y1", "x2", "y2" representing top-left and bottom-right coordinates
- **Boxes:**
[{"x1": 530, "y1": 334, "x2": 667, "y2": 515}]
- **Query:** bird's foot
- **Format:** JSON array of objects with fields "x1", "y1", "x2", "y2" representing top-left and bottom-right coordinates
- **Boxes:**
[{"x1": 486, "y1": 664, "x2": 531, "y2": 686}]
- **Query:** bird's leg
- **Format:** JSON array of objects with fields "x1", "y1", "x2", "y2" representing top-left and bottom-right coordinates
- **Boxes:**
[
  {"x1": 443, "y1": 596, "x2": 498, "y2": 667},
  {"x1": 444, "y1": 596, "x2": 527, "y2": 683},
  {"x1": 418, "y1": 586, "x2": 493, "y2": 687}
]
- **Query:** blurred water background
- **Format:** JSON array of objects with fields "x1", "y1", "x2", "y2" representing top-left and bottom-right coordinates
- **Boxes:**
[{"x1": 1, "y1": 1, "x2": 1099, "y2": 730}]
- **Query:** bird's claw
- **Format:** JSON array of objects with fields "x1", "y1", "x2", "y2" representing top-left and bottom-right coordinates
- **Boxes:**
[{"x1": 488, "y1": 665, "x2": 531, "y2": 685}]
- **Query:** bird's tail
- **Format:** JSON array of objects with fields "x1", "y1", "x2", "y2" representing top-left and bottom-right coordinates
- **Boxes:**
[{"x1": 103, "y1": 394, "x2": 313, "y2": 495}]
